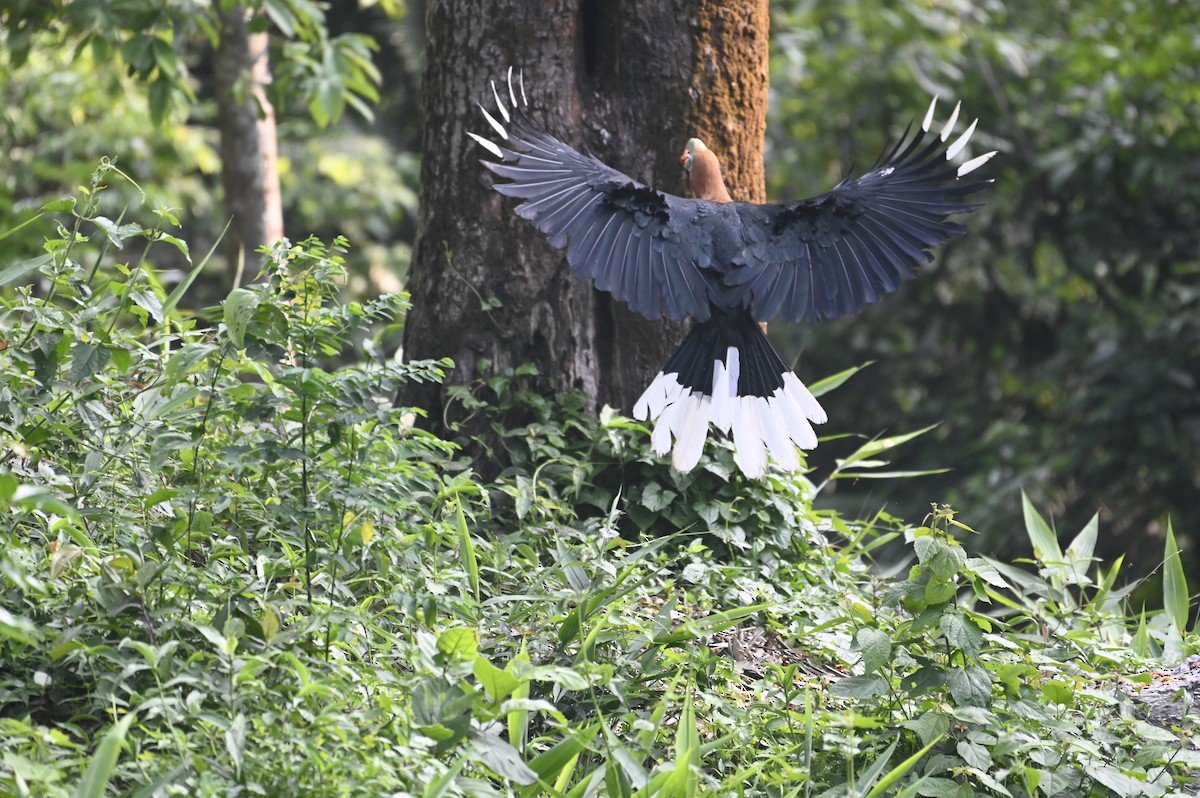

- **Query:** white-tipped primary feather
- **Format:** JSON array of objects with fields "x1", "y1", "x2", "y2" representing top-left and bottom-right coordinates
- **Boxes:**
[
  {"x1": 478, "y1": 103, "x2": 508, "y2": 139},
  {"x1": 922, "y1": 96, "x2": 938, "y2": 133},
  {"x1": 467, "y1": 130, "x2": 503, "y2": 159},
  {"x1": 957, "y1": 150, "x2": 997, "y2": 177},
  {"x1": 946, "y1": 118, "x2": 978, "y2": 160},
  {"x1": 505, "y1": 66, "x2": 517, "y2": 107},
  {"x1": 939, "y1": 101, "x2": 962, "y2": 142},
  {"x1": 491, "y1": 80, "x2": 509, "y2": 123}
]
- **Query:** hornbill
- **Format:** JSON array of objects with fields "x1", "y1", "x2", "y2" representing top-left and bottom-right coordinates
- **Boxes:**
[{"x1": 469, "y1": 70, "x2": 995, "y2": 479}]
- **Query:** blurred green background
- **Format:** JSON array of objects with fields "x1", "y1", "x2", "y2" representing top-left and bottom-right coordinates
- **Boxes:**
[{"x1": 3, "y1": 0, "x2": 1197, "y2": 575}]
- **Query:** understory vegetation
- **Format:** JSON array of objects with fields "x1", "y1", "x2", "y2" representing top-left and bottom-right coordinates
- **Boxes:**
[{"x1": 3, "y1": 179, "x2": 1199, "y2": 797}]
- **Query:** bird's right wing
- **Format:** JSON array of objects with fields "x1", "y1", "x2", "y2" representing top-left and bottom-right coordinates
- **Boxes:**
[
  {"x1": 469, "y1": 71, "x2": 713, "y2": 322},
  {"x1": 736, "y1": 99, "x2": 996, "y2": 324}
]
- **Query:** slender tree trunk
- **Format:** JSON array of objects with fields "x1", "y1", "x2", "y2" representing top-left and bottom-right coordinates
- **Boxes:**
[
  {"x1": 402, "y1": 0, "x2": 769, "y2": 440},
  {"x1": 214, "y1": 4, "x2": 284, "y2": 283}
]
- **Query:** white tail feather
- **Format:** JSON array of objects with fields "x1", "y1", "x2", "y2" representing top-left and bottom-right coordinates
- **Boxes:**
[
  {"x1": 732, "y1": 397, "x2": 768, "y2": 479},
  {"x1": 672, "y1": 395, "x2": 710, "y2": 472},
  {"x1": 783, "y1": 372, "x2": 826, "y2": 424},
  {"x1": 651, "y1": 399, "x2": 685, "y2": 455},
  {"x1": 709, "y1": 347, "x2": 739, "y2": 433},
  {"x1": 759, "y1": 398, "x2": 799, "y2": 471},
  {"x1": 776, "y1": 392, "x2": 819, "y2": 450},
  {"x1": 633, "y1": 372, "x2": 674, "y2": 421}
]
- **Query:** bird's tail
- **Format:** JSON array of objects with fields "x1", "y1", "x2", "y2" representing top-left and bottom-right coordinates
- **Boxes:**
[{"x1": 632, "y1": 308, "x2": 827, "y2": 478}]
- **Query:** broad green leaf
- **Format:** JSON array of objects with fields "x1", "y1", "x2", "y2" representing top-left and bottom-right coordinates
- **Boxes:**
[
  {"x1": 939, "y1": 612, "x2": 984, "y2": 658},
  {"x1": 1132, "y1": 607, "x2": 1150, "y2": 656},
  {"x1": 437, "y1": 627, "x2": 479, "y2": 662},
  {"x1": 473, "y1": 656, "x2": 520, "y2": 701},
  {"x1": 914, "y1": 536, "x2": 966, "y2": 580},
  {"x1": 469, "y1": 732, "x2": 537, "y2": 786},
  {"x1": 163, "y1": 343, "x2": 217, "y2": 382},
  {"x1": 1041, "y1": 679, "x2": 1074, "y2": 706},
  {"x1": 947, "y1": 665, "x2": 991, "y2": 707},
  {"x1": 1065, "y1": 512, "x2": 1098, "y2": 566},
  {"x1": 829, "y1": 675, "x2": 888, "y2": 699},
  {"x1": 69, "y1": 343, "x2": 110, "y2": 384},
  {"x1": 130, "y1": 289, "x2": 165, "y2": 325},
  {"x1": 527, "y1": 665, "x2": 588, "y2": 691},
  {"x1": 223, "y1": 287, "x2": 259, "y2": 348},
  {"x1": 640, "y1": 482, "x2": 677, "y2": 512},
  {"x1": 1021, "y1": 491, "x2": 1062, "y2": 565},
  {"x1": 955, "y1": 739, "x2": 991, "y2": 771},
  {"x1": 853, "y1": 627, "x2": 891, "y2": 674},
  {"x1": 0, "y1": 607, "x2": 42, "y2": 645},
  {"x1": 900, "y1": 711, "x2": 950, "y2": 747},
  {"x1": 1163, "y1": 518, "x2": 1190, "y2": 633}
]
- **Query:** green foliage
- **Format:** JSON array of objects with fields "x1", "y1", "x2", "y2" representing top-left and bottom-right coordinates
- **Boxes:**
[
  {"x1": 0, "y1": 6, "x2": 418, "y2": 299},
  {"x1": 768, "y1": 0, "x2": 1200, "y2": 574},
  {"x1": 4, "y1": 178, "x2": 1200, "y2": 797}
]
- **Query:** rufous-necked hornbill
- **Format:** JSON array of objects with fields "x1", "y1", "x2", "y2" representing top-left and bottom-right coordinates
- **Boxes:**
[{"x1": 469, "y1": 70, "x2": 995, "y2": 479}]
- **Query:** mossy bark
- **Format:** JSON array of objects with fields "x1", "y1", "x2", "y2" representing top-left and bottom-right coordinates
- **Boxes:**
[{"x1": 401, "y1": 0, "x2": 770, "y2": 441}]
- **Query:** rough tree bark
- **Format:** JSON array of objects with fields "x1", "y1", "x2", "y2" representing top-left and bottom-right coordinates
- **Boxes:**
[
  {"x1": 402, "y1": 0, "x2": 769, "y2": 437},
  {"x1": 214, "y1": 4, "x2": 284, "y2": 283}
]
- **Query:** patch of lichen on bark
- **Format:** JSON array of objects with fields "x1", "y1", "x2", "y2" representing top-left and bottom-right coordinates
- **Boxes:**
[{"x1": 687, "y1": 0, "x2": 769, "y2": 203}]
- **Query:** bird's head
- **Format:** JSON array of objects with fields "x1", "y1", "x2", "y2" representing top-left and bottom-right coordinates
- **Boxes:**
[
  {"x1": 679, "y1": 137, "x2": 732, "y2": 203},
  {"x1": 680, "y1": 138, "x2": 705, "y2": 185}
]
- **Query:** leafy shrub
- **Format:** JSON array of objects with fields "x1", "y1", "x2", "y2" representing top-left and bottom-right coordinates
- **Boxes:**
[{"x1": 2, "y1": 173, "x2": 1198, "y2": 796}]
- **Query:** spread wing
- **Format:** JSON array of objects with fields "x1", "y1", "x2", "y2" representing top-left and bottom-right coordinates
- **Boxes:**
[
  {"x1": 469, "y1": 72, "x2": 714, "y2": 322},
  {"x1": 735, "y1": 99, "x2": 996, "y2": 323}
]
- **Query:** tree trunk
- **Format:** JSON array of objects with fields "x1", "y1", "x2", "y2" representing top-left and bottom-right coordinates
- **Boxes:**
[
  {"x1": 402, "y1": 0, "x2": 769, "y2": 440},
  {"x1": 214, "y1": 4, "x2": 284, "y2": 284}
]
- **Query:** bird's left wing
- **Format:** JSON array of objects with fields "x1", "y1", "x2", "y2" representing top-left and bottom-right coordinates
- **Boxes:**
[
  {"x1": 736, "y1": 99, "x2": 997, "y2": 323},
  {"x1": 469, "y1": 71, "x2": 713, "y2": 322}
]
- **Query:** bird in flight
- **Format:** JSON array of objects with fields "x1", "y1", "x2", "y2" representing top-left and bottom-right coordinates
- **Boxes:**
[{"x1": 470, "y1": 69, "x2": 995, "y2": 479}]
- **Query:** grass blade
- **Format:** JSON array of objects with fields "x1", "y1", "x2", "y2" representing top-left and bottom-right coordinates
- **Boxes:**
[
  {"x1": 1021, "y1": 491, "x2": 1062, "y2": 565},
  {"x1": 864, "y1": 734, "x2": 943, "y2": 798},
  {"x1": 454, "y1": 494, "x2": 480, "y2": 604},
  {"x1": 72, "y1": 712, "x2": 136, "y2": 798},
  {"x1": 1163, "y1": 518, "x2": 1190, "y2": 633}
]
